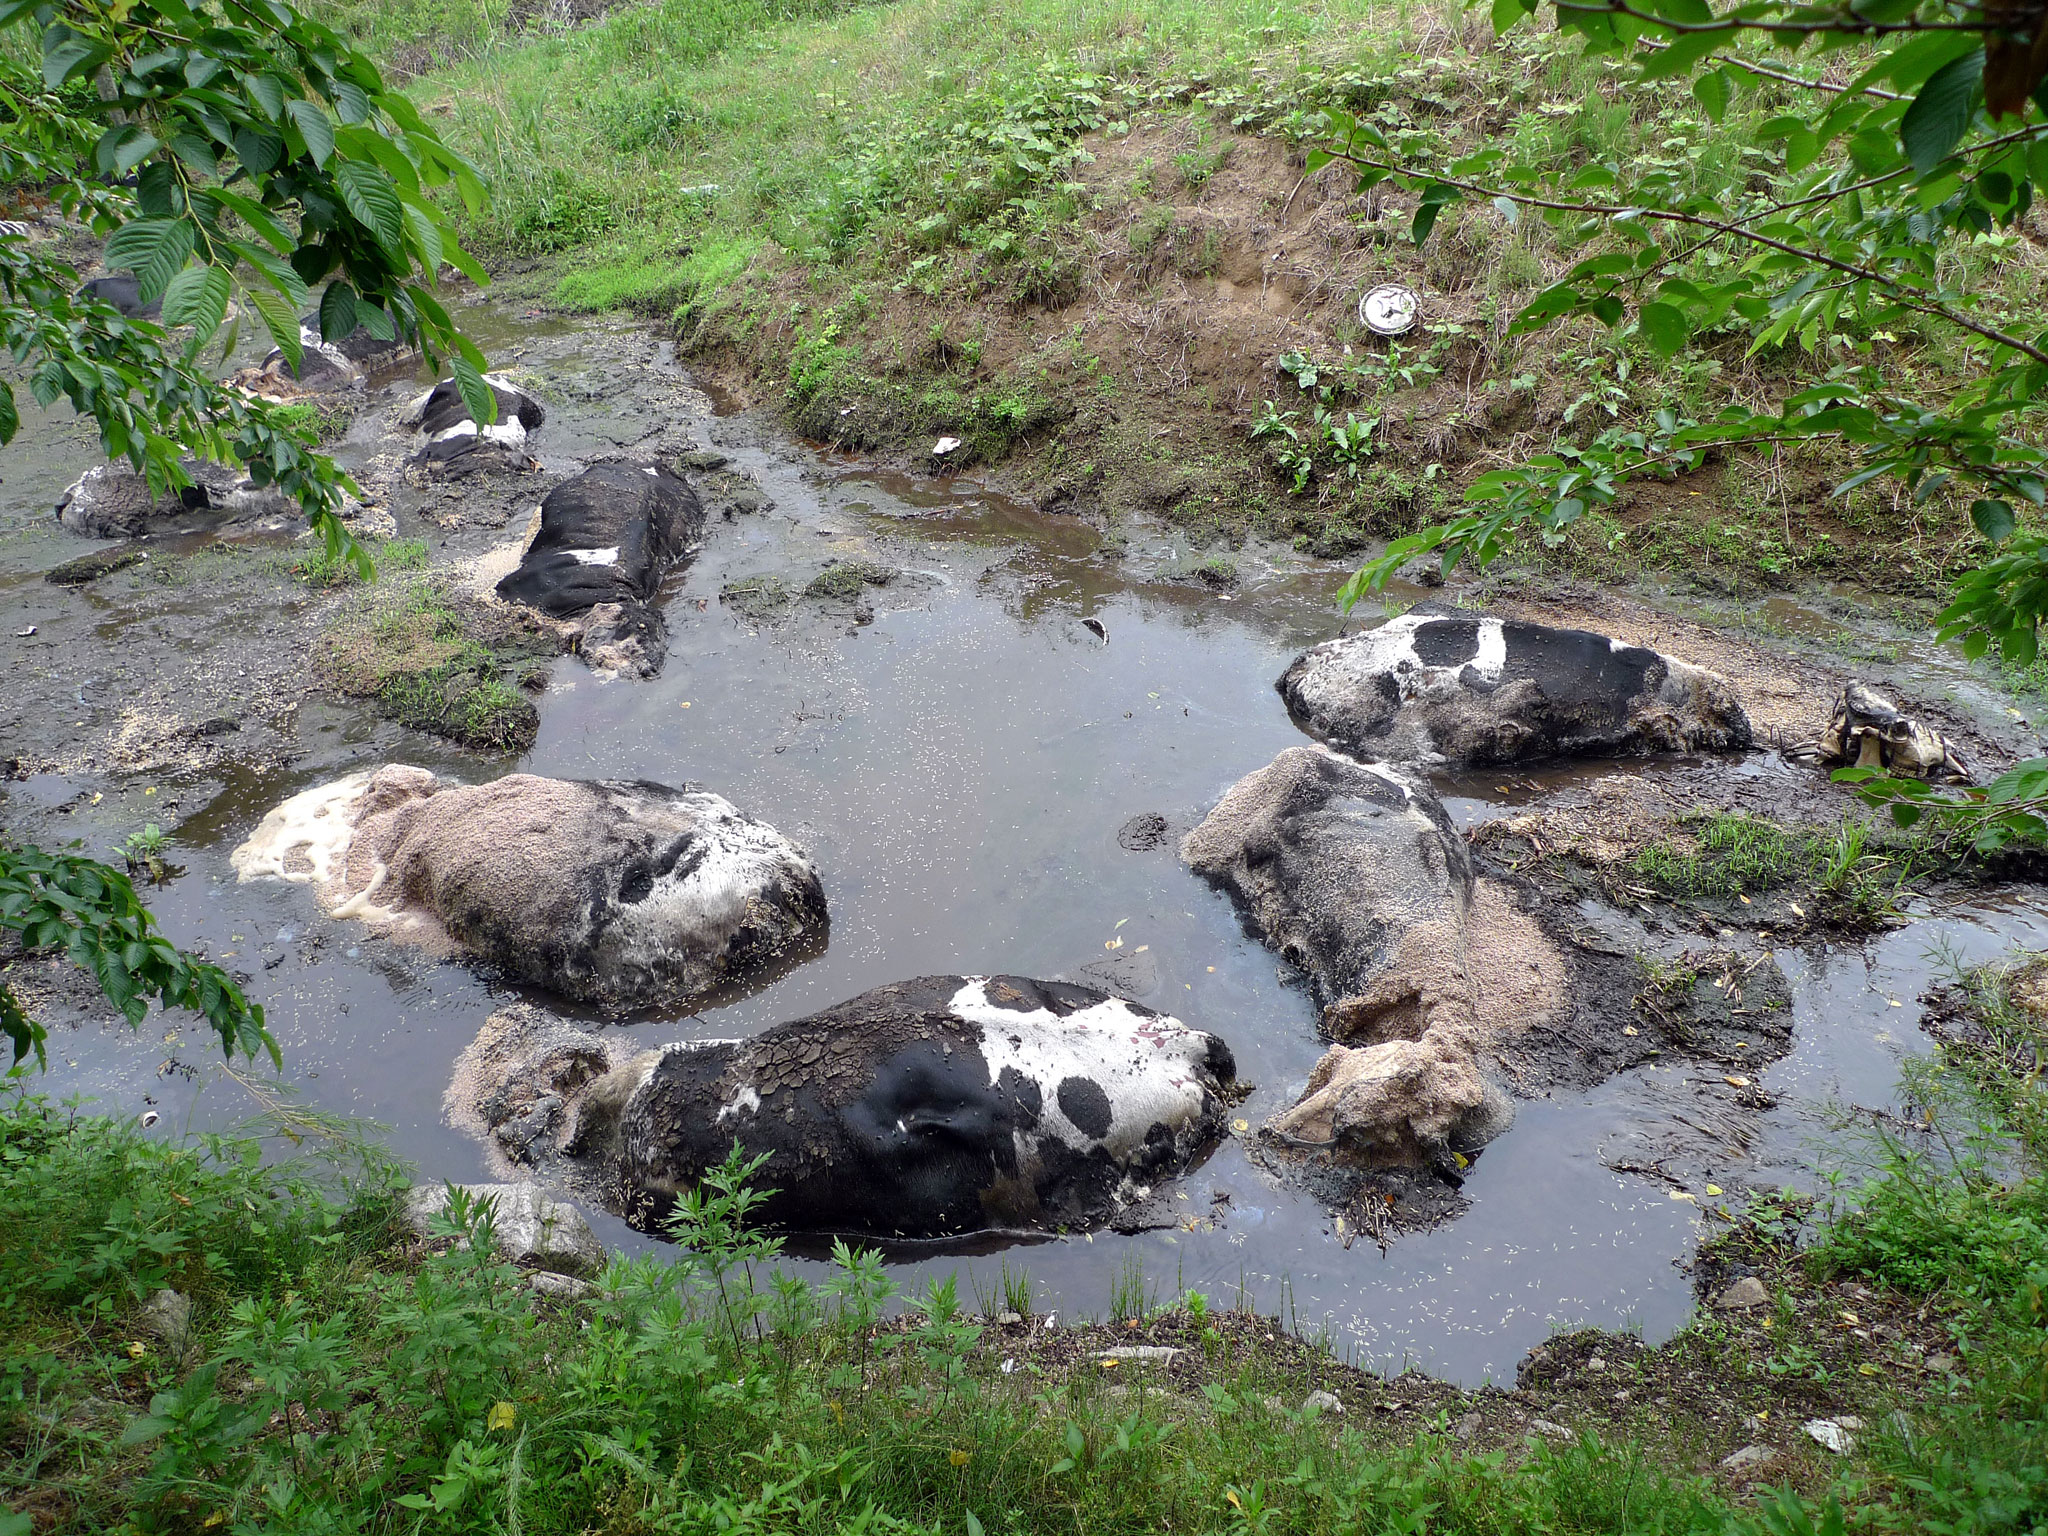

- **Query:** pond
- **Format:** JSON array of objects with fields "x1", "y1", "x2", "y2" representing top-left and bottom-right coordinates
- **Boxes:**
[{"x1": 6, "y1": 306, "x2": 2045, "y2": 1385}]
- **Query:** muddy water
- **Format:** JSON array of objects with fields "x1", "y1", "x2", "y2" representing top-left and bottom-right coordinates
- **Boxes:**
[{"x1": 11, "y1": 310, "x2": 2048, "y2": 1385}]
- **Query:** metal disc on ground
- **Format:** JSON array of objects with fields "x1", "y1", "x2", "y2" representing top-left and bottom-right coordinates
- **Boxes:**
[{"x1": 1359, "y1": 283, "x2": 1420, "y2": 336}]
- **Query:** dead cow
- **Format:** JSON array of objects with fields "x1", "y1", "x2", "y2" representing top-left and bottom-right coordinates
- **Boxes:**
[{"x1": 1806, "y1": 682, "x2": 1969, "y2": 783}]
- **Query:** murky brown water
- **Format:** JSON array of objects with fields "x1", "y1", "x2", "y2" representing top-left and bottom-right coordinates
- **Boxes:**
[{"x1": 8, "y1": 310, "x2": 2048, "y2": 1384}]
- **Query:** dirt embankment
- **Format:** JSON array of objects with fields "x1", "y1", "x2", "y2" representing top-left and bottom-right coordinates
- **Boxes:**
[{"x1": 679, "y1": 117, "x2": 1976, "y2": 591}]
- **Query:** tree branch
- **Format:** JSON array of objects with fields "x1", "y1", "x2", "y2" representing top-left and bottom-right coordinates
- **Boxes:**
[
  {"x1": 1327, "y1": 142, "x2": 2048, "y2": 366},
  {"x1": 1556, "y1": 0, "x2": 1995, "y2": 35}
]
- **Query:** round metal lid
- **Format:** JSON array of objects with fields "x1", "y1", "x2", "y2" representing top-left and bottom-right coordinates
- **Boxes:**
[{"x1": 1359, "y1": 283, "x2": 1420, "y2": 336}]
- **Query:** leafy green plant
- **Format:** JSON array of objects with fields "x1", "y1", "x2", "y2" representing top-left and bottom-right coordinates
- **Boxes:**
[
  {"x1": 1323, "y1": 0, "x2": 2048, "y2": 663},
  {"x1": 0, "y1": 843, "x2": 272, "y2": 1068}
]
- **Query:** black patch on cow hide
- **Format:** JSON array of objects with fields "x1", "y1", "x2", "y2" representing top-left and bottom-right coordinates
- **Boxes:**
[
  {"x1": 496, "y1": 461, "x2": 705, "y2": 620},
  {"x1": 1056, "y1": 1076, "x2": 1114, "y2": 1139},
  {"x1": 1410, "y1": 618, "x2": 1482, "y2": 668},
  {"x1": 1494, "y1": 621, "x2": 1659, "y2": 714}
]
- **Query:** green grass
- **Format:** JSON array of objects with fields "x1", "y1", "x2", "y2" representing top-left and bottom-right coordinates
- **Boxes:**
[
  {"x1": 1802, "y1": 950, "x2": 2048, "y2": 1534},
  {"x1": 340, "y1": 0, "x2": 2028, "y2": 567}
]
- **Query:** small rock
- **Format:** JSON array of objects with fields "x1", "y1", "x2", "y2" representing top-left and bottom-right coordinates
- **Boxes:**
[
  {"x1": 406, "y1": 1182, "x2": 606, "y2": 1276},
  {"x1": 1303, "y1": 1390, "x2": 1344, "y2": 1416},
  {"x1": 727, "y1": 488, "x2": 769, "y2": 514},
  {"x1": 679, "y1": 449, "x2": 730, "y2": 471},
  {"x1": 137, "y1": 1288, "x2": 193, "y2": 1359},
  {"x1": 1095, "y1": 1346, "x2": 1180, "y2": 1364},
  {"x1": 1527, "y1": 1419, "x2": 1573, "y2": 1442},
  {"x1": 1721, "y1": 1445, "x2": 1777, "y2": 1472},
  {"x1": 526, "y1": 1271, "x2": 594, "y2": 1301},
  {"x1": 1925, "y1": 1352, "x2": 1957, "y2": 1373},
  {"x1": 1803, "y1": 1417, "x2": 1860, "y2": 1454},
  {"x1": 1715, "y1": 1276, "x2": 1770, "y2": 1310},
  {"x1": 1585, "y1": 1355, "x2": 1607, "y2": 1371},
  {"x1": 1454, "y1": 1412, "x2": 1482, "y2": 1440},
  {"x1": 996, "y1": 1311, "x2": 1023, "y2": 1326}
]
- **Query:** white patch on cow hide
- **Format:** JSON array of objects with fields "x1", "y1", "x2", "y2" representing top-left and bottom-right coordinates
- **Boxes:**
[
  {"x1": 569, "y1": 546, "x2": 621, "y2": 566},
  {"x1": 591, "y1": 784, "x2": 820, "y2": 982},
  {"x1": 946, "y1": 979, "x2": 1216, "y2": 1165},
  {"x1": 230, "y1": 769, "x2": 373, "y2": 887},
  {"x1": 716, "y1": 1084, "x2": 761, "y2": 1123},
  {"x1": 1287, "y1": 613, "x2": 1514, "y2": 764},
  {"x1": 294, "y1": 326, "x2": 358, "y2": 383}
]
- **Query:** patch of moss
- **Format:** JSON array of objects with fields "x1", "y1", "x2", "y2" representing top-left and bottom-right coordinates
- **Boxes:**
[
  {"x1": 719, "y1": 573, "x2": 793, "y2": 620},
  {"x1": 314, "y1": 575, "x2": 554, "y2": 751},
  {"x1": 803, "y1": 561, "x2": 896, "y2": 601}
]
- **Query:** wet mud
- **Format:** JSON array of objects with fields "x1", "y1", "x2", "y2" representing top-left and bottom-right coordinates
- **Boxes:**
[{"x1": 5, "y1": 302, "x2": 2048, "y2": 1385}]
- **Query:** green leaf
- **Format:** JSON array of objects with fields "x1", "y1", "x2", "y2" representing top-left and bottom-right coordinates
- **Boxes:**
[
  {"x1": 111, "y1": 130, "x2": 163, "y2": 175},
  {"x1": 401, "y1": 202, "x2": 445, "y2": 275},
  {"x1": 1490, "y1": 0, "x2": 1535, "y2": 33},
  {"x1": 1861, "y1": 30, "x2": 1979, "y2": 93},
  {"x1": 161, "y1": 263, "x2": 230, "y2": 344},
  {"x1": 1972, "y1": 499, "x2": 2016, "y2": 543},
  {"x1": 451, "y1": 355, "x2": 497, "y2": 428},
  {"x1": 335, "y1": 160, "x2": 404, "y2": 252},
  {"x1": 0, "y1": 381, "x2": 16, "y2": 447},
  {"x1": 1693, "y1": 68, "x2": 1729, "y2": 123},
  {"x1": 169, "y1": 132, "x2": 220, "y2": 178},
  {"x1": 247, "y1": 286, "x2": 304, "y2": 372},
  {"x1": 318, "y1": 280, "x2": 359, "y2": 341},
  {"x1": 244, "y1": 70, "x2": 286, "y2": 122},
  {"x1": 41, "y1": 28, "x2": 106, "y2": 89},
  {"x1": 1638, "y1": 30, "x2": 1720, "y2": 81},
  {"x1": 1899, "y1": 49, "x2": 1984, "y2": 173},
  {"x1": 286, "y1": 98, "x2": 336, "y2": 166},
  {"x1": 1637, "y1": 302, "x2": 1689, "y2": 357},
  {"x1": 103, "y1": 218, "x2": 197, "y2": 304},
  {"x1": 205, "y1": 187, "x2": 294, "y2": 255}
]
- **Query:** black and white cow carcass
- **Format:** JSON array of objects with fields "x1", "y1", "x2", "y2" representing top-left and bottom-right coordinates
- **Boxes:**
[
  {"x1": 1279, "y1": 604, "x2": 1752, "y2": 767},
  {"x1": 231, "y1": 764, "x2": 827, "y2": 1009},
  {"x1": 453, "y1": 978, "x2": 1238, "y2": 1239},
  {"x1": 239, "y1": 312, "x2": 416, "y2": 394},
  {"x1": 495, "y1": 460, "x2": 706, "y2": 678},
  {"x1": 402, "y1": 374, "x2": 546, "y2": 475},
  {"x1": 54, "y1": 458, "x2": 294, "y2": 539},
  {"x1": 76, "y1": 274, "x2": 160, "y2": 318},
  {"x1": 1801, "y1": 682, "x2": 1970, "y2": 783},
  {"x1": 1183, "y1": 745, "x2": 1568, "y2": 1170}
]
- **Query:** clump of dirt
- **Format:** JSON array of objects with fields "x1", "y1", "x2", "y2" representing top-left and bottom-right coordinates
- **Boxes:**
[
  {"x1": 804, "y1": 560, "x2": 896, "y2": 603},
  {"x1": 312, "y1": 574, "x2": 559, "y2": 751},
  {"x1": 719, "y1": 573, "x2": 793, "y2": 621},
  {"x1": 44, "y1": 544, "x2": 147, "y2": 586}
]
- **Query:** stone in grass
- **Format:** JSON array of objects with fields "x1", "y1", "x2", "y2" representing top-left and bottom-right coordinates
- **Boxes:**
[
  {"x1": 1526, "y1": 1419, "x2": 1573, "y2": 1442},
  {"x1": 1803, "y1": 1416, "x2": 1861, "y2": 1454},
  {"x1": 1715, "y1": 1275, "x2": 1770, "y2": 1310},
  {"x1": 1720, "y1": 1445, "x2": 1777, "y2": 1472},
  {"x1": 138, "y1": 1288, "x2": 194, "y2": 1361},
  {"x1": 526, "y1": 1271, "x2": 596, "y2": 1301},
  {"x1": 1094, "y1": 1346, "x2": 1182, "y2": 1365},
  {"x1": 1303, "y1": 1390, "x2": 1345, "y2": 1416},
  {"x1": 406, "y1": 1182, "x2": 606, "y2": 1276}
]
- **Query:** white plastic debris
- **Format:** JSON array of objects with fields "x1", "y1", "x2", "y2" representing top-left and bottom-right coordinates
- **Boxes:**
[
  {"x1": 931, "y1": 436, "x2": 962, "y2": 456},
  {"x1": 1803, "y1": 1416, "x2": 1861, "y2": 1454}
]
